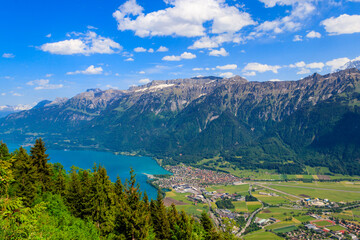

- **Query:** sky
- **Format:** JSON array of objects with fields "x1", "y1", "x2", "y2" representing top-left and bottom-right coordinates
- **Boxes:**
[{"x1": 1, "y1": 0, "x2": 360, "y2": 106}]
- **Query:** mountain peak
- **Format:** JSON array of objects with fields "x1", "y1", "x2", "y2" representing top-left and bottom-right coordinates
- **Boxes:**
[{"x1": 86, "y1": 88, "x2": 102, "y2": 93}]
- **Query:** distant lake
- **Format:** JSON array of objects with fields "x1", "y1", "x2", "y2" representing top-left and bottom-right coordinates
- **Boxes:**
[{"x1": 6, "y1": 143, "x2": 170, "y2": 199}]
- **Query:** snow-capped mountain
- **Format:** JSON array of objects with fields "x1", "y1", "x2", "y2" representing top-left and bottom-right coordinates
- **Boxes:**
[{"x1": 0, "y1": 104, "x2": 32, "y2": 118}]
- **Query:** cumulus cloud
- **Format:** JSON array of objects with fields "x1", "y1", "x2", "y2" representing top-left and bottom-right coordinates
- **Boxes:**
[
  {"x1": 209, "y1": 48, "x2": 229, "y2": 57},
  {"x1": 192, "y1": 68, "x2": 204, "y2": 71},
  {"x1": 66, "y1": 65, "x2": 103, "y2": 75},
  {"x1": 243, "y1": 71, "x2": 256, "y2": 76},
  {"x1": 40, "y1": 31, "x2": 122, "y2": 55},
  {"x1": 326, "y1": 57, "x2": 351, "y2": 71},
  {"x1": 2, "y1": 53, "x2": 15, "y2": 58},
  {"x1": 216, "y1": 64, "x2": 237, "y2": 70},
  {"x1": 162, "y1": 52, "x2": 196, "y2": 61},
  {"x1": 125, "y1": 57, "x2": 134, "y2": 61},
  {"x1": 306, "y1": 31, "x2": 321, "y2": 38},
  {"x1": 254, "y1": 1, "x2": 316, "y2": 37},
  {"x1": 139, "y1": 78, "x2": 151, "y2": 84},
  {"x1": 134, "y1": 47, "x2": 147, "y2": 52},
  {"x1": 113, "y1": 0, "x2": 255, "y2": 38},
  {"x1": 293, "y1": 35, "x2": 303, "y2": 41},
  {"x1": 321, "y1": 14, "x2": 360, "y2": 35},
  {"x1": 157, "y1": 46, "x2": 169, "y2": 52},
  {"x1": 27, "y1": 79, "x2": 63, "y2": 90},
  {"x1": 243, "y1": 62, "x2": 281, "y2": 74},
  {"x1": 289, "y1": 61, "x2": 324, "y2": 74},
  {"x1": 189, "y1": 33, "x2": 243, "y2": 49},
  {"x1": 219, "y1": 72, "x2": 235, "y2": 78}
]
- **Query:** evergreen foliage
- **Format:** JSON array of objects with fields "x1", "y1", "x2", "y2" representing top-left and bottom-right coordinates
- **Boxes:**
[{"x1": 0, "y1": 139, "x2": 229, "y2": 239}]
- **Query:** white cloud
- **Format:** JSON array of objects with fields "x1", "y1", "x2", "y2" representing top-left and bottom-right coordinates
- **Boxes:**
[
  {"x1": 66, "y1": 65, "x2": 103, "y2": 75},
  {"x1": 243, "y1": 71, "x2": 256, "y2": 76},
  {"x1": 139, "y1": 78, "x2": 151, "y2": 84},
  {"x1": 87, "y1": 25, "x2": 98, "y2": 30},
  {"x1": 113, "y1": 0, "x2": 255, "y2": 38},
  {"x1": 1, "y1": 93, "x2": 5, "y2": 96},
  {"x1": 2, "y1": 53, "x2": 15, "y2": 58},
  {"x1": 46, "y1": 33, "x2": 52, "y2": 38},
  {"x1": 45, "y1": 74, "x2": 54, "y2": 78},
  {"x1": 243, "y1": 62, "x2": 281, "y2": 73},
  {"x1": 148, "y1": 48, "x2": 154, "y2": 53},
  {"x1": 134, "y1": 47, "x2": 147, "y2": 52},
  {"x1": 125, "y1": 57, "x2": 134, "y2": 61},
  {"x1": 180, "y1": 52, "x2": 196, "y2": 59},
  {"x1": 27, "y1": 79, "x2": 63, "y2": 90},
  {"x1": 321, "y1": 14, "x2": 360, "y2": 35},
  {"x1": 293, "y1": 35, "x2": 303, "y2": 41},
  {"x1": 209, "y1": 48, "x2": 229, "y2": 57},
  {"x1": 157, "y1": 46, "x2": 169, "y2": 52},
  {"x1": 289, "y1": 61, "x2": 306, "y2": 68},
  {"x1": 192, "y1": 68, "x2": 204, "y2": 71},
  {"x1": 306, "y1": 30, "x2": 321, "y2": 38},
  {"x1": 326, "y1": 57, "x2": 351, "y2": 71},
  {"x1": 219, "y1": 72, "x2": 235, "y2": 78},
  {"x1": 139, "y1": 71, "x2": 146, "y2": 74},
  {"x1": 269, "y1": 79, "x2": 282, "y2": 82},
  {"x1": 162, "y1": 52, "x2": 196, "y2": 61},
  {"x1": 254, "y1": 1, "x2": 316, "y2": 37},
  {"x1": 40, "y1": 31, "x2": 122, "y2": 55},
  {"x1": 189, "y1": 33, "x2": 243, "y2": 49},
  {"x1": 13, "y1": 93, "x2": 23, "y2": 96},
  {"x1": 297, "y1": 68, "x2": 311, "y2": 74},
  {"x1": 306, "y1": 62, "x2": 325, "y2": 69},
  {"x1": 216, "y1": 64, "x2": 237, "y2": 70},
  {"x1": 105, "y1": 84, "x2": 118, "y2": 89}
]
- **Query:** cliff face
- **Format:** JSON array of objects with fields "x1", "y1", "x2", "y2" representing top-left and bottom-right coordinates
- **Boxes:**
[{"x1": 1, "y1": 69, "x2": 360, "y2": 175}]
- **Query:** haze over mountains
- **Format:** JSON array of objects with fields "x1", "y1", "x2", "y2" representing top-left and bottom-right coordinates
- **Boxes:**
[{"x1": 1, "y1": 66, "x2": 360, "y2": 175}]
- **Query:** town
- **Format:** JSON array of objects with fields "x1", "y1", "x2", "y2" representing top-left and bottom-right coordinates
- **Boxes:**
[{"x1": 150, "y1": 164, "x2": 360, "y2": 240}]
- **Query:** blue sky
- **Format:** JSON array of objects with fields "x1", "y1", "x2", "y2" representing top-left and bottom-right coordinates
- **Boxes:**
[{"x1": 1, "y1": 0, "x2": 360, "y2": 106}]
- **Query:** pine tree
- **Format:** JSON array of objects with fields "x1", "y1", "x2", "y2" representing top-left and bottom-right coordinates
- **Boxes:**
[
  {"x1": 12, "y1": 147, "x2": 37, "y2": 206},
  {"x1": 88, "y1": 164, "x2": 116, "y2": 235},
  {"x1": 154, "y1": 189, "x2": 170, "y2": 239},
  {"x1": 53, "y1": 163, "x2": 66, "y2": 197},
  {"x1": 201, "y1": 211, "x2": 222, "y2": 240},
  {"x1": 0, "y1": 142, "x2": 13, "y2": 197},
  {"x1": 30, "y1": 138, "x2": 52, "y2": 192},
  {"x1": 115, "y1": 168, "x2": 150, "y2": 239},
  {"x1": 66, "y1": 167, "x2": 82, "y2": 217},
  {"x1": 79, "y1": 169, "x2": 92, "y2": 218}
]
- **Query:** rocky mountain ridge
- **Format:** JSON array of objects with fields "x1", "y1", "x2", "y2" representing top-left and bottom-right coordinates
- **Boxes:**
[{"x1": 1, "y1": 69, "x2": 360, "y2": 175}]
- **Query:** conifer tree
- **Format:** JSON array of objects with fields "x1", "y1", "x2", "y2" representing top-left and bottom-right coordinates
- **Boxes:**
[
  {"x1": 79, "y1": 169, "x2": 92, "y2": 218},
  {"x1": 30, "y1": 138, "x2": 52, "y2": 192},
  {"x1": 0, "y1": 142, "x2": 13, "y2": 197},
  {"x1": 53, "y1": 164, "x2": 66, "y2": 197},
  {"x1": 115, "y1": 168, "x2": 150, "y2": 239},
  {"x1": 88, "y1": 164, "x2": 116, "y2": 235},
  {"x1": 201, "y1": 211, "x2": 222, "y2": 240},
  {"x1": 151, "y1": 189, "x2": 170, "y2": 239},
  {"x1": 66, "y1": 167, "x2": 82, "y2": 217},
  {"x1": 12, "y1": 147, "x2": 37, "y2": 206}
]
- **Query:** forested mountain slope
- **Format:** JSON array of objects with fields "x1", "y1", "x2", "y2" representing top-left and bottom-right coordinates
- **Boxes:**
[{"x1": 1, "y1": 69, "x2": 360, "y2": 175}]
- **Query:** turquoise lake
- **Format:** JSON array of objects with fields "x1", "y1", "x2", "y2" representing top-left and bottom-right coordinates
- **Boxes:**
[{"x1": 6, "y1": 143, "x2": 170, "y2": 199}]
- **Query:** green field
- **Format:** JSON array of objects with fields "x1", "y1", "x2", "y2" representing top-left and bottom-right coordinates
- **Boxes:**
[
  {"x1": 232, "y1": 201, "x2": 248, "y2": 212},
  {"x1": 273, "y1": 225, "x2": 297, "y2": 233},
  {"x1": 257, "y1": 207, "x2": 305, "y2": 222},
  {"x1": 243, "y1": 229, "x2": 283, "y2": 240},
  {"x1": 327, "y1": 225, "x2": 347, "y2": 231},
  {"x1": 253, "y1": 191, "x2": 290, "y2": 205},
  {"x1": 266, "y1": 181, "x2": 360, "y2": 191},
  {"x1": 266, "y1": 183, "x2": 360, "y2": 202},
  {"x1": 312, "y1": 220, "x2": 334, "y2": 227},
  {"x1": 294, "y1": 215, "x2": 315, "y2": 223},
  {"x1": 206, "y1": 184, "x2": 249, "y2": 194},
  {"x1": 265, "y1": 221, "x2": 299, "y2": 230},
  {"x1": 165, "y1": 190, "x2": 208, "y2": 216},
  {"x1": 246, "y1": 201, "x2": 262, "y2": 212}
]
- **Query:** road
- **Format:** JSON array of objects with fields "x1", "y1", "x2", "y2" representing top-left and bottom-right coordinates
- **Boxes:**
[
  {"x1": 236, "y1": 184, "x2": 265, "y2": 237},
  {"x1": 236, "y1": 205, "x2": 266, "y2": 237},
  {"x1": 266, "y1": 183, "x2": 360, "y2": 194},
  {"x1": 253, "y1": 182, "x2": 304, "y2": 201}
]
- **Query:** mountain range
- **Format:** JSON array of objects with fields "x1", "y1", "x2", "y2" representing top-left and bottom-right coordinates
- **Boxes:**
[
  {"x1": 0, "y1": 104, "x2": 32, "y2": 118},
  {"x1": 1, "y1": 67, "x2": 360, "y2": 175}
]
